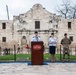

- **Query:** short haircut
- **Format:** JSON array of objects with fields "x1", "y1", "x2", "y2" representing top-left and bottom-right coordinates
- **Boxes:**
[
  {"x1": 35, "y1": 31, "x2": 38, "y2": 34},
  {"x1": 51, "y1": 33, "x2": 54, "y2": 35}
]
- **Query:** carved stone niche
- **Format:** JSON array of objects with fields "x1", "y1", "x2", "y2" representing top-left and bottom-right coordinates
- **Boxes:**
[
  {"x1": 44, "y1": 30, "x2": 49, "y2": 34},
  {"x1": 13, "y1": 16, "x2": 19, "y2": 21},
  {"x1": 49, "y1": 20, "x2": 52, "y2": 23},
  {"x1": 19, "y1": 18, "x2": 27, "y2": 24},
  {"x1": 21, "y1": 36, "x2": 27, "y2": 47},
  {"x1": 33, "y1": 4, "x2": 43, "y2": 10}
]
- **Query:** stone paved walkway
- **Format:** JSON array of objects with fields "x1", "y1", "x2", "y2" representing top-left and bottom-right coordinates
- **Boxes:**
[{"x1": 0, "y1": 62, "x2": 76, "y2": 75}]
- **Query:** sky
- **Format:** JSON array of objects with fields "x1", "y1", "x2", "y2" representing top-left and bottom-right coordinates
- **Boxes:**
[{"x1": 0, "y1": 0, "x2": 75, "y2": 20}]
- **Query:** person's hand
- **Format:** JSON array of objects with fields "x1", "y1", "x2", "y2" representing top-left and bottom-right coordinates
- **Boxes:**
[
  {"x1": 50, "y1": 42, "x2": 56, "y2": 44},
  {"x1": 50, "y1": 42, "x2": 53, "y2": 44},
  {"x1": 53, "y1": 42, "x2": 56, "y2": 44}
]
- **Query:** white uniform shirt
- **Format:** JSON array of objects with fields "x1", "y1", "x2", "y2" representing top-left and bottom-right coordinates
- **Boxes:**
[
  {"x1": 49, "y1": 37, "x2": 57, "y2": 46},
  {"x1": 31, "y1": 36, "x2": 42, "y2": 42}
]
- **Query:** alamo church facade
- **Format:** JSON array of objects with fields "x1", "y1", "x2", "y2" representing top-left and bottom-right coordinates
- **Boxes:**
[{"x1": 0, "y1": 4, "x2": 76, "y2": 51}]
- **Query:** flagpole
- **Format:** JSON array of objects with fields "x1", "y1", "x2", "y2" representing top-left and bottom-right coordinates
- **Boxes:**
[{"x1": 6, "y1": 5, "x2": 9, "y2": 20}]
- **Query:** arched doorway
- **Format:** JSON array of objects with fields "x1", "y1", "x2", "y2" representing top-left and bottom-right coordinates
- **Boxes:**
[{"x1": 21, "y1": 36, "x2": 27, "y2": 53}]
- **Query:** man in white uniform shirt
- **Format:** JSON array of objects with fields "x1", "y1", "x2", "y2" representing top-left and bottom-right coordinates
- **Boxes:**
[
  {"x1": 49, "y1": 33, "x2": 57, "y2": 62},
  {"x1": 31, "y1": 31, "x2": 42, "y2": 42}
]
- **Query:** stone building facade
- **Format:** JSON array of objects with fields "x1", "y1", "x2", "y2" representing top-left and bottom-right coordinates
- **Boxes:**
[
  {"x1": 13, "y1": 4, "x2": 61, "y2": 48},
  {"x1": 58, "y1": 19, "x2": 76, "y2": 47},
  {"x1": 0, "y1": 4, "x2": 76, "y2": 51},
  {"x1": 0, "y1": 20, "x2": 13, "y2": 49}
]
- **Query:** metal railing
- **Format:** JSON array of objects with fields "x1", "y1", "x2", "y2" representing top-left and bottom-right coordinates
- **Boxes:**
[{"x1": 0, "y1": 44, "x2": 76, "y2": 62}]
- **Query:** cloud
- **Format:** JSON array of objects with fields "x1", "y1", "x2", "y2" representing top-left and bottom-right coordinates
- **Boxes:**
[
  {"x1": 8, "y1": 0, "x2": 25, "y2": 9},
  {"x1": 0, "y1": 0, "x2": 75, "y2": 20},
  {"x1": 0, "y1": 12, "x2": 7, "y2": 20},
  {"x1": 0, "y1": 0, "x2": 62, "y2": 20},
  {"x1": 0, "y1": 5, "x2": 7, "y2": 20}
]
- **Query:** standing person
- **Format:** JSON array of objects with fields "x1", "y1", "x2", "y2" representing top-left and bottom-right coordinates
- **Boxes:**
[
  {"x1": 17, "y1": 44, "x2": 20, "y2": 53},
  {"x1": 31, "y1": 31, "x2": 44, "y2": 52},
  {"x1": 61, "y1": 33, "x2": 71, "y2": 62},
  {"x1": 49, "y1": 33, "x2": 57, "y2": 62},
  {"x1": 0, "y1": 47, "x2": 1, "y2": 55},
  {"x1": 26, "y1": 44, "x2": 30, "y2": 54},
  {"x1": 31, "y1": 31, "x2": 42, "y2": 42}
]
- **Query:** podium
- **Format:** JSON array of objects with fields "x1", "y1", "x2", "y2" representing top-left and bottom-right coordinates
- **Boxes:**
[{"x1": 31, "y1": 42, "x2": 44, "y2": 65}]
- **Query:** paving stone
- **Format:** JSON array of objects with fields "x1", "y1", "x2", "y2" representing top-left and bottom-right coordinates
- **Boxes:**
[{"x1": 0, "y1": 63, "x2": 76, "y2": 75}]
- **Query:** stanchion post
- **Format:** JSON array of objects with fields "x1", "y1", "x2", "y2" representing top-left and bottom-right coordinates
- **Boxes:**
[
  {"x1": 14, "y1": 45, "x2": 16, "y2": 61},
  {"x1": 60, "y1": 45, "x2": 62, "y2": 61},
  {"x1": 75, "y1": 47, "x2": 76, "y2": 56}
]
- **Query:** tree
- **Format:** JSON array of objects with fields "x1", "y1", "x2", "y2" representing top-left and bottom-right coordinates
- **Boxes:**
[
  {"x1": 69, "y1": 5, "x2": 76, "y2": 19},
  {"x1": 56, "y1": 0, "x2": 76, "y2": 19}
]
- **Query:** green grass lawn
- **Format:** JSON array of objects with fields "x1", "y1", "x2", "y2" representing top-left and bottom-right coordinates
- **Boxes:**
[{"x1": 0, "y1": 54, "x2": 76, "y2": 61}]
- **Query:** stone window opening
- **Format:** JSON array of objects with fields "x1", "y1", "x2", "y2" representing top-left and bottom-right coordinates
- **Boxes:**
[
  {"x1": 69, "y1": 36, "x2": 73, "y2": 41},
  {"x1": 35, "y1": 21, "x2": 40, "y2": 29},
  {"x1": 2, "y1": 37, "x2": 6, "y2": 42},
  {"x1": 2, "y1": 23, "x2": 6, "y2": 29},
  {"x1": 68, "y1": 22, "x2": 71, "y2": 29}
]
